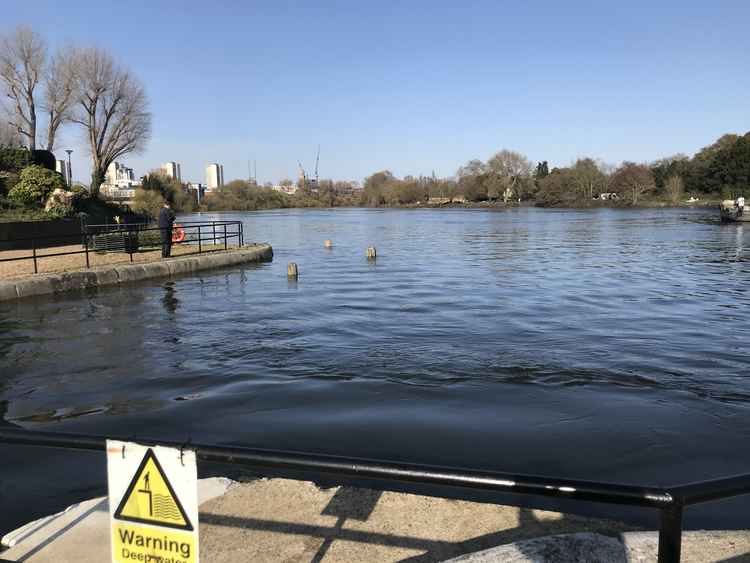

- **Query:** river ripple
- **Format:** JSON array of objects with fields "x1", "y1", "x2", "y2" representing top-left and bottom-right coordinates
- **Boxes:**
[{"x1": 1, "y1": 207, "x2": 750, "y2": 531}]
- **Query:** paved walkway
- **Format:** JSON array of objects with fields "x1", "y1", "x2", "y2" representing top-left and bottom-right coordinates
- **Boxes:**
[{"x1": 2, "y1": 478, "x2": 749, "y2": 562}]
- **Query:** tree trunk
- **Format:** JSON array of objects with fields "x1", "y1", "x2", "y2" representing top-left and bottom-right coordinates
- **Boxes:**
[{"x1": 90, "y1": 169, "x2": 105, "y2": 198}]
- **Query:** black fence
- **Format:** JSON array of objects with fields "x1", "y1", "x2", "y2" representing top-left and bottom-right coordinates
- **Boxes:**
[
  {"x1": 0, "y1": 428, "x2": 748, "y2": 562},
  {"x1": 0, "y1": 220, "x2": 244, "y2": 274}
]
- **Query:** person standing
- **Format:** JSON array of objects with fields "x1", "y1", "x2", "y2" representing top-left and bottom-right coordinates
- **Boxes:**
[{"x1": 158, "y1": 201, "x2": 176, "y2": 258}]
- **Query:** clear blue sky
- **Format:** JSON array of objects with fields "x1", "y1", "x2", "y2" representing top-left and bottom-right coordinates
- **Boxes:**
[{"x1": 4, "y1": 0, "x2": 749, "y2": 185}]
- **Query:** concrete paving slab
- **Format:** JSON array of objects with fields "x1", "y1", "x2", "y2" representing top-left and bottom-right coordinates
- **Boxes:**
[
  {"x1": 0, "y1": 477, "x2": 235, "y2": 562},
  {"x1": 3, "y1": 478, "x2": 748, "y2": 562}
]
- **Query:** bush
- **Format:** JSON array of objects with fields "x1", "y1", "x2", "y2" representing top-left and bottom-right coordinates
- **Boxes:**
[
  {"x1": 0, "y1": 147, "x2": 31, "y2": 173},
  {"x1": 8, "y1": 165, "x2": 67, "y2": 207}
]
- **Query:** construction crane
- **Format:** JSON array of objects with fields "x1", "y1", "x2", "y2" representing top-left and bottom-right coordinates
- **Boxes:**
[{"x1": 314, "y1": 145, "x2": 320, "y2": 184}]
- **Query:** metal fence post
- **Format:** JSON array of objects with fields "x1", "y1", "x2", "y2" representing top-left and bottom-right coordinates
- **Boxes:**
[
  {"x1": 213, "y1": 222, "x2": 216, "y2": 246},
  {"x1": 198, "y1": 225, "x2": 202, "y2": 254},
  {"x1": 224, "y1": 224, "x2": 227, "y2": 250},
  {"x1": 657, "y1": 504, "x2": 683, "y2": 563},
  {"x1": 240, "y1": 222, "x2": 244, "y2": 247},
  {"x1": 84, "y1": 234, "x2": 90, "y2": 268},
  {"x1": 32, "y1": 238, "x2": 38, "y2": 274}
]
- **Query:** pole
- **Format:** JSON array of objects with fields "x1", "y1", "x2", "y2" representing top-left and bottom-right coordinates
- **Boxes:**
[
  {"x1": 224, "y1": 223, "x2": 227, "y2": 251},
  {"x1": 657, "y1": 504, "x2": 683, "y2": 563},
  {"x1": 84, "y1": 234, "x2": 90, "y2": 268},
  {"x1": 32, "y1": 238, "x2": 38, "y2": 274},
  {"x1": 65, "y1": 150, "x2": 73, "y2": 188},
  {"x1": 198, "y1": 225, "x2": 202, "y2": 254}
]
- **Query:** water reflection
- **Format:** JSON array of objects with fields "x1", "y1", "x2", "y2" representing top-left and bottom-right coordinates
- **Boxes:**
[{"x1": 162, "y1": 281, "x2": 180, "y2": 315}]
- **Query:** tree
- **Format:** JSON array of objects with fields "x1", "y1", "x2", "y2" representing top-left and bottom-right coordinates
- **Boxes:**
[
  {"x1": 362, "y1": 170, "x2": 393, "y2": 206},
  {"x1": 42, "y1": 47, "x2": 77, "y2": 151},
  {"x1": 8, "y1": 164, "x2": 65, "y2": 206},
  {"x1": 0, "y1": 26, "x2": 46, "y2": 151},
  {"x1": 570, "y1": 158, "x2": 606, "y2": 201},
  {"x1": 705, "y1": 132, "x2": 750, "y2": 197},
  {"x1": 487, "y1": 149, "x2": 534, "y2": 200},
  {"x1": 536, "y1": 167, "x2": 578, "y2": 207},
  {"x1": 686, "y1": 134, "x2": 740, "y2": 194},
  {"x1": 131, "y1": 187, "x2": 164, "y2": 219},
  {"x1": 71, "y1": 47, "x2": 151, "y2": 197},
  {"x1": 535, "y1": 161, "x2": 549, "y2": 180},
  {"x1": 665, "y1": 175, "x2": 684, "y2": 204},
  {"x1": 610, "y1": 162, "x2": 655, "y2": 205},
  {"x1": 0, "y1": 119, "x2": 21, "y2": 147}
]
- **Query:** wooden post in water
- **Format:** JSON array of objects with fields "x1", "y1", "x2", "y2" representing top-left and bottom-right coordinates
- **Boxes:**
[
  {"x1": 287, "y1": 262, "x2": 299, "y2": 278},
  {"x1": 324, "y1": 240, "x2": 333, "y2": 249},
  {"x1": 366, "y1": 246, "x2": 377, "y2": 260}
]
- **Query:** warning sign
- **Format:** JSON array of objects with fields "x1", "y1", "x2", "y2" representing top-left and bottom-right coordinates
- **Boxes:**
[{"x1": 107, "y1": 440, "x2": 199, "y2": 563}]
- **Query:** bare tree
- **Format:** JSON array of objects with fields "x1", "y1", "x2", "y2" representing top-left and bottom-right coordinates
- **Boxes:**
[
  {"x1": 0, "y1": 26, "x2": 46, "y2": 151},
  {"x1": 71, "y1": 47, "x2": 151, "y2": 197},
  {"x1": 611, "y1": 162, "x2": 655, "y2": 205},
  {"x1": 487, "y1": 149, "x2": 533, "y2": 201},
  {"x1": 42, "y1": 47, "x2": 77, "y2": 151},
  {"x1": 0, "y1": 116, "x2": 21, "y2": 146},
  {"x1": 665, "y1": 175, "x2": 684, "y2": 204}
]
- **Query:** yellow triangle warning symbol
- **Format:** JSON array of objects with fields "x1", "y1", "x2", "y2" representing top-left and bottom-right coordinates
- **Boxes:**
[{"x1": 114, "y1": 448, "x2": 193, "y2": 531}]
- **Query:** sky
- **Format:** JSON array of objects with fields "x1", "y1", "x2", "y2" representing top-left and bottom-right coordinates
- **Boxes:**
[{"x1": 3, "y1": 0, "x2": 749, "y2": 185}]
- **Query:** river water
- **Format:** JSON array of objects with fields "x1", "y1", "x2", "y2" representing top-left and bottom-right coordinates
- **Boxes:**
[{"x1": 2, "y1": 207, "x2": 750, "y2": 533}]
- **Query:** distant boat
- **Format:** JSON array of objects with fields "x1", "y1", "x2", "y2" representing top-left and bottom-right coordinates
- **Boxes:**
[{"x1": 720, "y1": 200, "x2": 750, "y2": 222}]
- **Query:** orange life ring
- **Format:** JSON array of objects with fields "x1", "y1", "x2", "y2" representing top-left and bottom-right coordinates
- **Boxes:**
[{"x1": 172, "y1": 224, "x2": 185, "y2": 243}]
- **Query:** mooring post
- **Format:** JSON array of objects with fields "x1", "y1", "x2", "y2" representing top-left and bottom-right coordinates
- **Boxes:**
[
  {"x1": 657, "y1": 504, "x2": 683, "y2": 563},
  {"x1": 367, "y1": 246, "x2": 377, "y2": 260},
  {"x1": 324, "y1": 239, "x2": 333, "y2": 249},
  {"x1": 287, "y1": 262, "x2": 298, "y2": 278}
]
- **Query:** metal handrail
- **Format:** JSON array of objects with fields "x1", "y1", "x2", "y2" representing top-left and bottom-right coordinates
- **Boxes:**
[
  {"x1": 0, "y1": 220, "x2": 244, "y2": 274},
  {"x1": 1, "y1": 428, "x2": 747, "y2": 562}
]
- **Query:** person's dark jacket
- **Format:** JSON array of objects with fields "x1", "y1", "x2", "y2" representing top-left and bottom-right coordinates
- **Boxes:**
[{"x1": 158, "y1": 207, "x2": 176, "y2": 229}]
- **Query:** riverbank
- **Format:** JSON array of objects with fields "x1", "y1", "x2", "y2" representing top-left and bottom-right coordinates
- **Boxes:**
[
  {"x1": 2, "y1": 477, "x2": 748, "y2": 562},
  {"x1": 0, "y1": 243, "x2": 273, "y2": 301}
]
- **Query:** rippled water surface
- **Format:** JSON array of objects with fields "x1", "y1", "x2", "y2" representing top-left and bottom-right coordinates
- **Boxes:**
[{"x1": 2, "y1": 207, "x2": 750, "y2": 531}]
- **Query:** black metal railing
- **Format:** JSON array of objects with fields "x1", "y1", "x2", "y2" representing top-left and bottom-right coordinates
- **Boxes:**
[
  {"x1": 0, "y1": 220, "x2": 244, "y2": 274},
  {"x1": 0, "y1": 428, "x2": 747, "y2": 562}
]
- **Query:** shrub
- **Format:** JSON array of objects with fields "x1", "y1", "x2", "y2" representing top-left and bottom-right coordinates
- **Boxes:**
[
  {"x1": 8, "y1": 165, "x2": 67, "y2": 207},
  {"x1": 0, "y1": 147, "x2": 31, "y2": 173}
]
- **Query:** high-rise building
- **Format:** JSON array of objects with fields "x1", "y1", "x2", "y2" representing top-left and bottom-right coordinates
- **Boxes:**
[
  {"x1": 205, "y1": 163, "x2": 224, "y2": 190},
  {"x1": 55, "y1": 160, "x2": 69, "y2": 185},
  {"x1": 105, "y1": 162, "x2": 137, "y2": 187},
  {"x1": 161, "y1": 162, "x2": 182, "y2": 182}
]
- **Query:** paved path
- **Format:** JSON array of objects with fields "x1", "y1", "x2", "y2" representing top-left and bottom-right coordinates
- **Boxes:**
[{"x1": 2, "y1": 478, "x2": 749, "y2": 562}]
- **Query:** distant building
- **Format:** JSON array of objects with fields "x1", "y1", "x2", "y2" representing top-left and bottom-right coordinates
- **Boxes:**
[
  {"x1": 187, "y1": 182, "x2": 207, "y2": 203},
  {"x1": 101, "y1": 162, "x2": 139, "y2": 202},
  {"x1": 206, "y1": 163, "x2": 224, "y2": 190},
  {"x1": 272, "y1": 184, "x2": 298, "y2": 195},
  {"x1": 55, "y1": 160, "x2": 70, "y2": 185},
  {"x1": 161, "y1": 162, "x2": 182, "y2": 182},
  {"x1": 105, "y1": 162, "x2": 138, "y2": 188}
]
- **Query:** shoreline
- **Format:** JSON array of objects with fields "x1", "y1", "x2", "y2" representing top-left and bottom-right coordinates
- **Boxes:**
[{"x1": 0, "y1": 244, "x2": 273, "y2": 301}]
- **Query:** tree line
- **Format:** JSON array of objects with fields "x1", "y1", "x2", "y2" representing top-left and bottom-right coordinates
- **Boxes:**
[{"x1": 360, "y1": 132, "x2": 750, "y2": 208}]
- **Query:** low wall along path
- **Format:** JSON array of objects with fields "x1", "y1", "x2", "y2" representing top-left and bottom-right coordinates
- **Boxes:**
[{"x1": 0, "y1": 244, "x2": 273, "y2": 301}]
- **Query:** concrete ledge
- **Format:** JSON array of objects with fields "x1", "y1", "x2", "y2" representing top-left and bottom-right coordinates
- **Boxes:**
[
  {"x1": 0, "y1": 478, "x2": 236, "y2": 562},
  {"x1": 0, "y1": 244, "x2": 272, "y2": 302}
]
